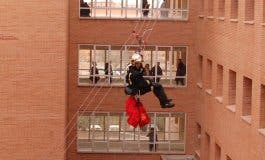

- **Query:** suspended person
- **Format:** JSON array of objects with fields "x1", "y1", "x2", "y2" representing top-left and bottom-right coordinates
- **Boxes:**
[
  {"x1": 125, "y1": 53, "x2": 174, "y2": 108},
  {"x1": 175, "y1": 59, "x2": 186, "y2": 86}
]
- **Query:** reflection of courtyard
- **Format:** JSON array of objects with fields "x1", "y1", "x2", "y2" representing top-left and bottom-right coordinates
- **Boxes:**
[
  {"x1": 77, "y1": 131, "x2": 184, "y2": 153},
  {"x1": 77, "y1": 139, "x2": 184, "y2": 153}
]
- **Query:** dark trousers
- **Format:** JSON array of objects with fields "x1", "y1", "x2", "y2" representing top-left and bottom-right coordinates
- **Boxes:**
[
  {"x1": 125, "y1": 82, "x2": 169, "y2": 106},
  {"x1": 149, "y1": 143, "x2": 157, "y2": 151},
  {"x1": 175, "y1": 78, "x2": 185, "y2": 85}
]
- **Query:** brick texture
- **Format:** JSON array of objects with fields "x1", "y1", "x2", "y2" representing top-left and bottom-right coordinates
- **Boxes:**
[{"x1": 0, "y1": 1, "x2": 68, "y2": 160}]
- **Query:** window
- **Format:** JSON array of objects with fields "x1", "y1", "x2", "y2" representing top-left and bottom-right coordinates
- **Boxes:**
[
  {"x1": 242, "y1": 76, "x2": 252, "y2": 117},
  {"x1": 199, "y1": 0, "x2": 205, "y2": 15},
  {"x1": 245, "y1": 0, "x2": 254, "y2": 21},
  {"x1": 77, "y1": 112, "x2": 186, "y2": 153},
  {"x1": 218, "y1": 0, "x2": 225, "y2": 17},
  {"x1": 196, "y1": 123, "x2": 201, "y2": 149},
  {"x1": 228, "y1": 70, "x2": 236, "y2": 105},
  {"x1": 198, "y1": 55, "x2": 203, "y2": 84},
  {"x1": 263, "y1": 0, "x2": 265, "y2": 22},
  {"x1": 205, "y1": 133, "x2": 210, "y2": 160},
  {"x1": 216, "y1": 64, "x2": 223, "y2": 98},
  {"x1": 231, "y1": 0, "x2": 238, "y2": 19},
  {"x1": 260, "y1": 84, "x2": 265, "y2": 128},
  {"x1": 79, "y1": 0, "x2": 189, "y2": 20},
  {"x1": 78, "y1": 44, "x2": 188, "y2": 87},
  {"x1": 215, "y1": 143, "x2": 221, "y2": 160},
  {"x1": 208, "y1": 0, "x2": 214, "y2": 16},
  {"x1": 206, "y1": 59, "x2": 213, "y2": 91}
]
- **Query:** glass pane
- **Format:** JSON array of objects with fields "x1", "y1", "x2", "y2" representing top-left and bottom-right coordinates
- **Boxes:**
[
  {"x1": 77, "y1": 139, "x2": 92, "y2": 152},
  {"x1": 109, "y1": 142, "x2": 123, "y2": 152},
  {"x1": 124, "y1": 142, "x2": 139, "y2": 152},
  {"x1": 79, "y1": 46, "x2": 92, "y2": 84},
  {"x1": 170, "y1": 143, "x2": 184, "y2": 152},
  {"x1": 108, "y1": 114, "x2": 121, "y2": 140},
  {"x1": 140, "y1": 143, "x2": 150, "y2": 152},
  {"x1": 156, "y1": 143, "x2": 169, "y2": 152},
  {"x1": 93, "y1": 142, "x2": 108, "y2": 151},
  {"x1": 182, "y1": 0, "x2": 188, "y2": 9}
]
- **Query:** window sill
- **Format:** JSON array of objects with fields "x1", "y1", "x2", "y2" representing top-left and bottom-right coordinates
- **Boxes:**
[
  {"x1": 258, "y1": 128, "x2": 265, "y2": 137},
  {"x1": 196, "y1": 82, "x2": 203, "y2": 89},
  {"x1": 244, "y1": 21, "x2": 254, "y2": 25},
  {"x1": 226, "y1": 105, "x2": 236, "y2": 113},
  {"x1": 205, "y1": 89, "x2": 212, "y2": 95},
  {"x1": 215, "y1": 96, "x2": 223, "y2": 104},
  {"x1": 195, "y1": 150, "x2": 200, "y2": 157},
  {"x1": 198, "y1": 15, "x2": 204, "y2": 18},
  {"x1": 217, "y1": 17, "x2": 225, "y2": 21},
  {"x1": 262, "y1": 23, "x2": 265, "y2": 26},
  {"x1": 161, "y1": 155, "x2": 195, "y2": 160},
  {"x1": 207, "y1": 16, "x2": 214, "y2": 19},
  {"x1": 241, "y1": 115, "x2": 252, "y2": 125},
  {"x1": 79, "y1": 17, "x2": 189, "y2": 22},
  {"x1": 230, "y1": 19, "x2": 238, "y2": 23}
]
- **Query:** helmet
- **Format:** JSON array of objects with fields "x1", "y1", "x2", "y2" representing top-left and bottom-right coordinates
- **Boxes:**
[{"x1": 131, "y1": 53, "x2": 142, "y2": 62}]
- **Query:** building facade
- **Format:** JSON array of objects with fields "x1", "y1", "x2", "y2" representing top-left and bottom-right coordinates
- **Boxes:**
[{"x1": 1, "y1": 0, "x2": 265, "y2": 160}]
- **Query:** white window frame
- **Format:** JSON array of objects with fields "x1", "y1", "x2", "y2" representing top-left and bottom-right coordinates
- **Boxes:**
[
  {"x1": 77, "y1": 112, "x2": 187, "y2": 154},
  {"x1": 79, "y1": 0, "x2": 189, "y2": 20},
  {"x1": 78, "y1": 44, "x2": 188, "y2": 88}
]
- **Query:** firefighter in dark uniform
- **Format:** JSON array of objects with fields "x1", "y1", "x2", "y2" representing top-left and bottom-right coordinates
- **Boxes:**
[{"x1": 125, "y1": 54, "x2": 175, "y2": 108}]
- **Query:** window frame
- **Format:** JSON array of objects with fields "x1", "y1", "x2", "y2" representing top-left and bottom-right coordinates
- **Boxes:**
[
  {"x1": 79, "y1": 0, "x2": 189, "y2": 20},
  {"x1": 77, "y1": 111, "x2": 187, "y2": 154},
  {"x1": 77, "y1": 44, "x2": 188, "y2": 88}
]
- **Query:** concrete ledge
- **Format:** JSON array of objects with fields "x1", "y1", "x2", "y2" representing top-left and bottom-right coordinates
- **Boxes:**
[
  {"x1": 217, "y1": 17, "x2": 225, "y2": 21},
  {"x1": 241, "y1": 115, "x2": 252, "y2": 125},
  {"x1": 196, "y1": 82, "x2": 203, "y2": 89},
  {"x1": 198, "y1": 15, "x2": 204, "y2": 18},
  {"x1": 215, "y1": 96, "x2": 223, "y2": 104},
  {"x1": 207, "y1": 16, "x2": 214, "y2": 19},
  {"x1": 230, "y1": 19, "x2": 238, "y2": 23},
  {"x1": 205, "y1": 89, "x2": 212, "y2": 95},
  {"x1": 195, "y1": 150, "x2": 200, "y2": 157},
  {"x1": 226, "y1": 105, "x2": 236, "y2": 113},
  {"x1": 258, "y1": 128, "x2": 265, "y2": 137},
  {"x1": 161, "y1": 155, "x2": 195, "y2": 160},
  {"x1": 244, "y1": 21, "x2": 254, "y2": 25}
]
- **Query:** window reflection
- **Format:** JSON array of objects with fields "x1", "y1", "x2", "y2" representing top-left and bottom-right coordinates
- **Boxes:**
[{"x1": 77, "y1": 112, "x2": 186, "y2": 153}]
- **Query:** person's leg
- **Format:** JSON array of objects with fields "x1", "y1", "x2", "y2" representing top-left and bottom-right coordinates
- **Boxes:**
[
  {"x1": 152, "y1": 83, "x2": 174, "y2": 108},
  {"x1": 149, "y1": 144, "x2": 153, "y2": 151},
  {"x1": 180, "y1": 78, "x2": 185, "y2": 85}
]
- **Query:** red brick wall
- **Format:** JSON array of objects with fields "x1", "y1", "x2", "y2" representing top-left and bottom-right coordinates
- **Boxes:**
[
  {"x1": 68, "y1": 0, "x2": 199, "y2": 159},
  {"x1": 195, "y1": 0, "x2": 265, "y2": 160},
  {"x1": 0, "y1": 1, "x2": 68, "y2": 160}
]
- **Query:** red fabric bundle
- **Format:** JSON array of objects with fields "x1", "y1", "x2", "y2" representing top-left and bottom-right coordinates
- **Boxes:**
[
  {"x1": 126, "y1": 97, "x2": 137, "y2": 116},
  {"x1": 138, "y1": 103, "x2": 150, "y2": 128},
  {"x1": 126, "y1": 97, "x2": 150, "y2": 128}
]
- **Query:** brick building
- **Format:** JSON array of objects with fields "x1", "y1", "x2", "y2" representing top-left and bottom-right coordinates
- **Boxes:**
[{"x1": 0, "y1": 0, "x2": 265, "y2": 160}]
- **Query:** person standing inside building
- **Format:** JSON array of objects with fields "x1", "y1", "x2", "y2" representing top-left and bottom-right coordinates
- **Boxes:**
[
  {"x1": 90, "y1": 62, "x2": 100, "y2": 84},
  {"x1": 142, "y1": 0, "x2": 150, "y2": 17},
  {"x1": 151, "y1": 62, "x2": 163, "y2": 83},
  {"x1": 147, "y1": 127, "x2": 158, "y2": 151},
  {"x1": 160, "y1": 0, "x2": 169, "y2": 18},
  {"x1": 105, "y1": 62, "x2": 113, "y2": 83},
  {"x1": 143, "y1": 63, "x2": 151, "y2": 77},
  {"x1": 175, "y1": 59, "x2": 186, "y2": 86}
]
